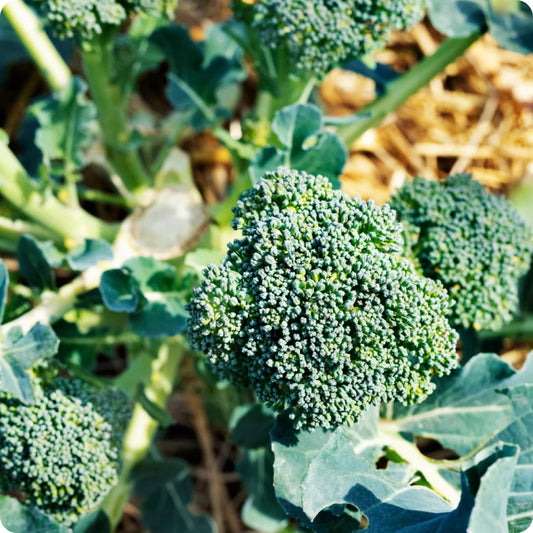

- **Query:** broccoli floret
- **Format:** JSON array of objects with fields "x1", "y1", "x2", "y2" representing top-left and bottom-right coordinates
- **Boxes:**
[
  {"x1": 187, "y1": 168, "x2": 458, "y2": 430},
  {"x1": 30, "y1": 0, "x2": 177, "y2": 41},
  {"x1": 233, "y1": 0, "x2": 426, "y2": 78},
  {"x1": 390, "y1": 174, "x2": 533, "y2": 331},
  {"x1": 0, "y1": 376, "x2": 132, "y2": 526}
]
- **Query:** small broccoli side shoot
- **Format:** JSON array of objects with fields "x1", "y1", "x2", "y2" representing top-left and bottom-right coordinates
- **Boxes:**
[
  {"x1": 187, "y1": 168, "x2": 458, "y2": 430},
  {"x1": 233, "y1": 0, "x2": 426, "y2": 78},
  {"x1": 29, "y1": 0, "x2": 177, "y2": 41},
  {"x1": 390, "y1": 174, "x2": 533, "y2": 331},
  {"x1": 0, "y1": 376, "x2": 132, "y2": 526}
]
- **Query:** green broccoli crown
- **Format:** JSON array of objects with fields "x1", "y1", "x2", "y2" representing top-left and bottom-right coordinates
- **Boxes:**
[
  {"x1": 187, "y1": 167, "x2": 458, "y2": 430},
  {"x1": 390, "y1": 174, "x2": 533, "y2": 331},
  {"x1": 0, "y1": 376, "x2": 132, "y2": 525},
  {"x1": 30, "y1": 0, "x2": 177, "y2": 41},
  {"x1": 233, "y1": 0, "x2": 426, "y2": 78}
]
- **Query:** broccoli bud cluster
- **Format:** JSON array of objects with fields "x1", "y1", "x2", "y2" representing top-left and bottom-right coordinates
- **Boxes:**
[
  {"x1": 30, "y1": 0, "x2": 176, "y2": 41},
  {"x1": 187, "y1": 168, "x2": 458, "y2": 430},
  {"x1": 0, "y1": 377, "x2": 132, "y2": 525},
  {"x1": 233, "y1": 0, "x2": 426, "y2": 78},
  {"x1": 390, "y1": 174, "x2": 533, "y2": 331}
]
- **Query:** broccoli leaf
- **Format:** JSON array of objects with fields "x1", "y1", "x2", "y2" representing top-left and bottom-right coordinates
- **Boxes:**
[
  {"x1": 151, "y1": 24, "x2": 245, "y2": 130},
  {"x1": 30, "y1": 77, "x2": 96, "y2": 179},
  {"x1": 133, "y1": 458, "x2": 215, "y2": 533},
  {"x1": 487, "y1": 385, "x2": 533, "y2": 532},
  {"x1": 392, "y1": 353, "x2": 518, "y2": 456},
  {"x1": 17, "y1": 234, "x2": 55, "y2": 293},
  {"x1": 99, "y1": 257, "x2": 188, "y2": 338},
  {"x1": 0, "y1": 495, "x2": 67, "y2": 533},
  {"x1": 427, "y1": 0, "x2": 533, "y2": 53},
  {"x1": 272, "y1": 411, "x2": 520, "y2": 532},
  {"x1": 230, "y1": 404, "x2": 288, "y2": 532},
  {"x1": 66, "y1": 239, "x2": 113, "y2": 271},
  {"x1": 0, "y1": 323, "x2": 59, "y2": 403},
  {"x1": 99, "y1": 269, "x2": 140, "y2": 313},
  {"x1": 250, "y1": 104, "x2": 347, "y2": 187}
]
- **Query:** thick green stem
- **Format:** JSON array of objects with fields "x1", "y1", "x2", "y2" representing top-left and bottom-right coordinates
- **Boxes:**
[
  {"x1": 0, "y1": 265, "x2": 103, "y2": 335},
  {"x1": 336, "y1": 33, "x2": 483, "y2": 146},
  {"x1": 102, "y1": 340, "x2": 183, "y2": 528},
  {"x1": 379, "y1": 425, "x2": 461, "y2": 506},
  {"x1": 3, "y1": 0, "x2": 72, "y2": 92},
  {"x1": 0, "y1": 140, "x2": 118, "y2": 242},
  {"x1": 0, "y1": 216, "x2": 61, "y2": 252},
  {"x1": 81, "y1": 42, "x2": 151, "y2": 195}
]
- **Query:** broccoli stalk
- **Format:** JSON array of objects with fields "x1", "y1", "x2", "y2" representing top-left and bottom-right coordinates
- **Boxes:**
[
  {"x1": 2, "y1": 0, "x2": 71, "y2": 91},
  {"x1": 0, "y1": 376, "x2": 132, "y2": 526},
  {"x1": 187, "y1": 168, "x2": 458, "y2": 430},
  {"x1": 0, "y1": 139, "x2": 119, "y2": 244},
  {"x1": 5, "y1": 0, "x2": 178, "y2": 196}
]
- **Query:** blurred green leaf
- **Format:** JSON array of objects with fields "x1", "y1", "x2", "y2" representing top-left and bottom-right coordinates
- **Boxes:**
[
  {"x1": 133, "y1": 458, "x2": 216, "y2": 533},
  {"x1": 17, "y1": 234, "x2": 55, "y2": 293},
  {"x1": 0, "y1": 495, "x2": 66, "y2": 533},
  {"x1": 250, "y1": 104, "x2": 347, "y2": 187},
  {"x1": 151, "y1": 24, "x2": 245, "y2": 130}
]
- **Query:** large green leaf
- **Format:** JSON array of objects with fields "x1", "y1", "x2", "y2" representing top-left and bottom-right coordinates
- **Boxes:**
[
  {"x1": 392, "y1": 353, "x2": 523, "y2": 456},
  {"x1": 133, "y1": 458, "x2": 215, "y2": 533},
  {"x1": 488, "y1": 385, "x2": 533, "y2": 532},
  {"x1": 0, "y1": 324, "x2": 59, "y2": 403},
  {"x1": 272, "y1": 412, "x2": 520, "y2": 532},
  {"x1": 0, "y1": 495, "x2": 66, "y2": 533},
  {"x1": 30, "y1": 77, "x2": 96, "y2": 179},
  {"x1": 250, "y1": 104, "x2": 347, "y2": 187}
]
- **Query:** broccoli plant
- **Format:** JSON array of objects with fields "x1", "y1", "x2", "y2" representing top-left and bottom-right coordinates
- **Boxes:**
[
  {"x1": 391, "y1": 174, "x2": 533, "y2": 332},
  {"x1": 0, "y1": 0, "x2": 532, "y2": 532},
  {"x1": 0, "y1": 375, "x2": 131, "y2": 526},
  {"x1": 188, "y1": 168, "x2": 458, "y2": 429}
]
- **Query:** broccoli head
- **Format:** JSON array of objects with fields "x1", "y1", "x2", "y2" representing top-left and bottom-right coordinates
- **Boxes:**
[
  {"x1": 187, "y1": 168, "x2": 458, "y2": 430},
  {"x1": 390, "y1": 174, "x2": 533, "y2": 331},
  {"x1": 233, "y1": 0, "x2": 426, "y2": 78},
  {"x1": 0, "y1": 376, "x2": 132, "y2": 526},
  {"x1": 30, "y1": 0, "x2": 177, "y2": 41}
]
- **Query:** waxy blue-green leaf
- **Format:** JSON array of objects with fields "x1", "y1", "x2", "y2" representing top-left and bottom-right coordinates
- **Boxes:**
[
  {"x1": 133, "y1": 458, "x2": 215, "y2": 533},
  {"x1": 488, "y1": 385, "x2": 533, "y2": 532},
  {"x1": 273, "y1": 410, "x2": 520, "y2": 532},
  {"x1": 30, "y1": 77, "x2": 96, "y2": 178},
  {"x1": 0, "y1": 324, "x2": 59, "y2": 403},
  {"x1": 392, "y1": 353, "x2": 519, "y2": 456},
  {"x1": 250, "y1": 104, "x2": 347, "y2": 187},
  {"x1": 0, "y1": 495, "x2": 67, "y2": 533},
  {"x1": 67, "y1": 239, "x2": 113, "y2": 270},
  {"x1": 272, "y1": 409, "x2": 382, "y2": 530},
  {"x1": 99, "y1": 257, "x2": 188, "y2": 338},
  {"x1": 427, "y1": 0, "x2": 533, "y2": 54},
  {"x1": 99, "y1": 268, "x2": 140, "y2": 313}
]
